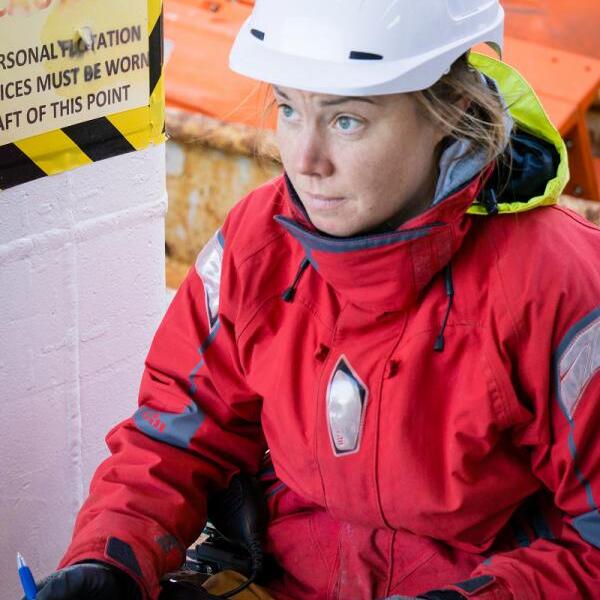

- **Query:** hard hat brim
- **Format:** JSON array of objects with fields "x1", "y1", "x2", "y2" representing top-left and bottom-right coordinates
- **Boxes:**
[{"x1": 229, "y1": 16, "x2": 503, "y2": 97}]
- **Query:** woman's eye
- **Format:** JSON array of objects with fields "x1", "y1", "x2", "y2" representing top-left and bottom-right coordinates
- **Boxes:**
[
  {"x1": 279, "y1": 104, "x2": 296, "y2": 120},
  {"x1": 335, "y1": 116, "x2": 362, "y2": 132}
]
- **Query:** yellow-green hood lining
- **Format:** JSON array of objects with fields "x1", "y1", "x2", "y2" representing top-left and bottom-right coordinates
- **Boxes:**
[{"x1": 467, "y1": 52, "x2": 569, "y2": 215}]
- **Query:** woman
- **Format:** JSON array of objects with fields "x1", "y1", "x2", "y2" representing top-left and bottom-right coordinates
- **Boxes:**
[{"x1": 32, "y1": 1, "x2": 600, "y2": 599}]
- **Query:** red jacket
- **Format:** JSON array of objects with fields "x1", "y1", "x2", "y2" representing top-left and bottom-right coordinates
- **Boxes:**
[{"x1": 61, "y1": 60, "x2": 600, "y2": 600}]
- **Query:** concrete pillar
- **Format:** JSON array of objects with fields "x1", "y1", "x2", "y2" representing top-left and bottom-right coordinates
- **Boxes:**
[{"x1": 0, "y1": 144, "x2": 167, "y2": 599}]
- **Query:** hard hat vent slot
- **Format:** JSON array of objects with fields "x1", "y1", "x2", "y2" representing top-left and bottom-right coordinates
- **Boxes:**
[
  {"x1": 251, "y1": 29, "x2": 265, "y2": 41},
  {"x1": 349, "y1": 51, "x2": 383, "y2": 61}
]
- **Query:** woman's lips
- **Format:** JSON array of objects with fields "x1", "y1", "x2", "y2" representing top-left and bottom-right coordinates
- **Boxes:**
[{"x1": 303, "y1": 193, "x2": 346, "y2": 212}]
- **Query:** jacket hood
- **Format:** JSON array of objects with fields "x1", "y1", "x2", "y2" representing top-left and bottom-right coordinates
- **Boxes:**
[
  {"x1": 467, "y1": 52, "x2": 568, "y2": 214},
  {"x1": 274, "y1": 55, "x2": 568, "y2": 312}
]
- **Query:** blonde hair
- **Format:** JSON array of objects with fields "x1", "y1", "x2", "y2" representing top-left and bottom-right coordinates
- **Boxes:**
[{"x1": 412, "y1": 52, "x2": 513, "y2": 165}]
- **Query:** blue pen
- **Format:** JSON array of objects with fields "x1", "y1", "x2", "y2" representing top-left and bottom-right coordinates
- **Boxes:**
[{"x1": 17, "y1": 553, "x2": 37, "y2": 600}]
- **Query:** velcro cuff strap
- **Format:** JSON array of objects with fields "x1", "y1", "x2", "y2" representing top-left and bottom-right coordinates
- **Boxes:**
[
  {"x1": 105, "y1": 537, "x2": 143, "y2": 578},
  {"x1": 420, "y1": 590, "x2": 466, "y2": 599},
  {"x1": 445, "y1": 575, "x2": 498, "y2": 597},
  {"x1": 422, "y1": 575, "x2": 498, "y2": 599}
]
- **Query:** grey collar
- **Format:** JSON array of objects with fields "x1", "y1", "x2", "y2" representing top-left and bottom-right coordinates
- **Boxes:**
[{"x1": 432, "y1": 74, "x2": 514, "y2": 206}]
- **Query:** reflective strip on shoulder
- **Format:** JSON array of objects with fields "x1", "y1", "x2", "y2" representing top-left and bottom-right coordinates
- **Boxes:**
[
  {"x1": 555, "y1": 306, "x2": 600, "y2": 421},
  {"x1": 195, "y1": 230, "x2": 225, "y2": 329}
]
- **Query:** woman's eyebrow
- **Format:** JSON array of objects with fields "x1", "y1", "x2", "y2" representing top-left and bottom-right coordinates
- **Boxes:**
[
  {"x1": 273, "y1": 86, "x2": 376, "y2": 106},
  {"x1": 319, "y1": 96, "x2": 376, "y2": 107}
]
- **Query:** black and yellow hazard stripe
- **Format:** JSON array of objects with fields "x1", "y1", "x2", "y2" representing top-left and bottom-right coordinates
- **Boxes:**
[{"x1": 0, "y1": 0, "x2": 166, "y2": 191}]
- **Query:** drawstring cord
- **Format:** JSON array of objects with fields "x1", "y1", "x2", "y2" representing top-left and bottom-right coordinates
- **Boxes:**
[
  {"x1": 482, "y1": 187, "x2": 499, "y2": 216},
  {"x1": 282, "y1": 258, "x2": 311, "y2": 303},
  {"x1": 434, "y1": 264, "x2": 454, "y2": 352},
  {"x1": 433, "y1": 184, "x2": 495, "y2": 350}
]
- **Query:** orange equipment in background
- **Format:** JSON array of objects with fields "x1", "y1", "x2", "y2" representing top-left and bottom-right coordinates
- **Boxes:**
[
  {"x1": 502, "y1": 0, "x2": 600, "y2": 200},
  {"x1": 504, "y1": 0, "x2": 600, "y2": 60},
  {"x1": 164, "y1": 0, "x2": 275, "y2": 128},
  {"x1": 163, "y1": 0, "x2": 600, "y2": 200}
]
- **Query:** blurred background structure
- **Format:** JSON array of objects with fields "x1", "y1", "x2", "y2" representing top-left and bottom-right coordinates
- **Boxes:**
[{"x1": 163, "y1": 0, "x2": 600, "y2": 289}]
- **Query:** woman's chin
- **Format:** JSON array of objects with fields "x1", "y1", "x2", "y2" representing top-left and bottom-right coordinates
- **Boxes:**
[
  {"x1": 311, "y1": 218, "x2": 361, "y2": 238},
  {"x1": 303, "y1": 207, "x2": 360, "y2": 238}
]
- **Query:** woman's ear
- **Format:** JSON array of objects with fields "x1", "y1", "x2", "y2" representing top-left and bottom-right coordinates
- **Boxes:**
[
  {"x1": 455, "y1": 96, "x2": 472, "y2": 113},
  {"x1": 441, "y1": 95, "x2": 472, "y2": 140}
]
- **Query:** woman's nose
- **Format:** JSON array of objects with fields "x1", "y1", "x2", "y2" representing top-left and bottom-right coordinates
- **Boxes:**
[{"x1": 296, "y1": 130, "x2": 334, "y2": 178}]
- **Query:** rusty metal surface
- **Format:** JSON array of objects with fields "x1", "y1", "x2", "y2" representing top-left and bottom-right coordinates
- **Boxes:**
[
  {"x1": 166, "y1": 109, "x2": 281, "y2": 265},
  {"x1": 166, "y1": 256, "x2": 192, "y2": 290},
  {"x1": 166, "y1": 108, "x2": 279, "y2": 159},
  {"x1": 558, "y1": 195, "x2": 600, "y2": 226},
  {"x1": 588, "y1": 106, "x2": 600, "y2": 156}
]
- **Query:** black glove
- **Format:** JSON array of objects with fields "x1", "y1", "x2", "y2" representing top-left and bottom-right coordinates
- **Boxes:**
[{"x1": 21, "y1": 561, "x2": 142, "y2": 600}]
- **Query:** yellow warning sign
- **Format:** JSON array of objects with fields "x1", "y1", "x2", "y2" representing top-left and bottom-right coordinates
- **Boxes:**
[{"x1": 0, "y1": 0, "x2": 150, "y2": 145}]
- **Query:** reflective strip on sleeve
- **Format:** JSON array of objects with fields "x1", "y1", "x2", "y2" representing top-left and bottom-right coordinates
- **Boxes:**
[
  {"x1": 555, "y1": 306, "x2": 600, "y2": 421},
  {"x1": 553, "y1": 306, "x2": 600, "y2": 528}
]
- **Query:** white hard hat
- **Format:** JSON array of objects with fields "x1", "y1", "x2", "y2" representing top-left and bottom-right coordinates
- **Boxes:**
[{"x1": 230, "y1": 0, "x2": 504, "y2": 96}]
